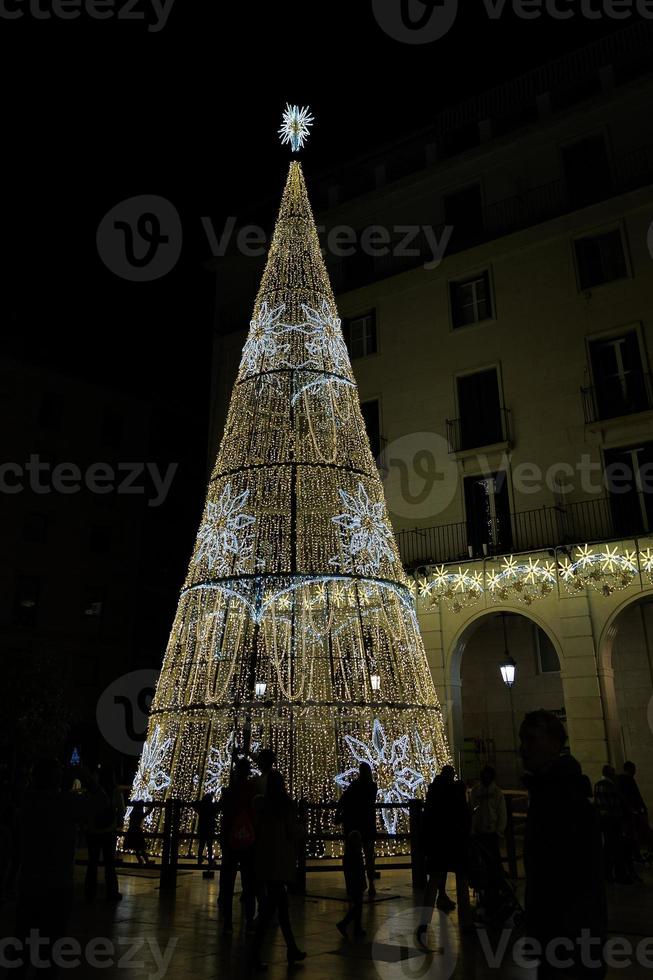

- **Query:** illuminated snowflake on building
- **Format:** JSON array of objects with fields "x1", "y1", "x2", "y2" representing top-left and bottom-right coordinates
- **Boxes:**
[
  {"x1": 240, "y1": 302, "x2": 289, "y2": 374},
  {"x1": 131, "y1": 726, "x2": 172, "y2": 802},
  {"x1": 336, "y1": 718, "x2": 425, "y2": 835},
  {"x1": 278, "y1": 103, "x2": 314, "y2": 152},
  {"x1": 196, "y1": 484, "x2": 256, "y2": 575},
  {"x1": 332, "y1": 483, "x2": 395, "y2": 576}
]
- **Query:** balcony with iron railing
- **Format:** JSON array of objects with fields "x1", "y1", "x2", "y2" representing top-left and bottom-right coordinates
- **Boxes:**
[
  {"x1": 446, "y1": 408, "x2": 511, "y2": 455},
  {"x1": 328, "y1": 143, "x2": 653, "y2": 294},
  {"x1": 396, "y1": 495, "x2": 652, "y2": 570},
  {"x1": 581, "y1": 372, "x2": 653, "y2": 425}
]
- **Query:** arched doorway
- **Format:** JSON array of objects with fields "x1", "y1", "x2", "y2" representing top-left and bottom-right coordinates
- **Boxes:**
[
  {"x1": 455, "y1": 611, "x2": 565, "y2": 789},
  {"x1": 599, "y1": 594, "x2": 653, "y2": 809}
]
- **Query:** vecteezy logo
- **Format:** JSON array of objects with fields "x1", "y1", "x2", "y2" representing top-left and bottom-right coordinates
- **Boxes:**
[
  {"x1": 96, "y1": 195, "x2": 182, "y2": 281},
  {"x1": 96, "y1": 669, "x2": 159, "y2": 755},
  {"x1": 372, "y1": 0, "x2": 458, "y2": 44},
  {"x1": 372, "y1": 906, "x2": 458, "y2": 980},
  {"x1": 381, "y1": 432, "x2": 458, "y2": 521}
]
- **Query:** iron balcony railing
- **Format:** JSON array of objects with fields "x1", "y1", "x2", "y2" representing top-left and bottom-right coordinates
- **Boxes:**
[
  {"x1": 328, "y1": 143, "x2": 653, "y2": 294},
  {"x1": 581, "y1": 372, "x2": 653, "y2": 424},
  {"x1": 396, "y1": 495, "x2": 649, "y2": 569},
  {"x1": 446, "y1": 408, "x2": 511, "y2": 454}
]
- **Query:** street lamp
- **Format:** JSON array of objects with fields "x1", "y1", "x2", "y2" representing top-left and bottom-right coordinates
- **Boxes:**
[
  {"x1": 255, "y1": 681, "x2": 267, "y2": 698},
  {"x1": 499, "y1": 613, "x2": 519, "y2": 785},
  {"x1": 499, "y1": 656, "x2": 517, "y2": 689},
  {"x1": 370, "y1": 673, "x2": 381, "y2": 692}
]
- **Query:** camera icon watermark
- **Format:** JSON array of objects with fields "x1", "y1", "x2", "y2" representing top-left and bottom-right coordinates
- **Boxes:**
[
  {"x1": 372, "y1": 0, "x2": 459, "y2": 44},
  {"x1": 96, "y1": 668, "x2": 159, "y2": 756},
  {"x1": 381, "y1": 432, "x2": 458, "y2": 521},
  {"x1": 97, "y1": 195, "x2": 182, "y2": 282},
  {"x1": 372, "y1": 906, "x2": 458, "y2": 980}
]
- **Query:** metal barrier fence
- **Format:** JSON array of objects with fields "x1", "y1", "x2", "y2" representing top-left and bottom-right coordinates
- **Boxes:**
[{"x1": 119, "y1": 793, "x2": 526, "y2": 897}]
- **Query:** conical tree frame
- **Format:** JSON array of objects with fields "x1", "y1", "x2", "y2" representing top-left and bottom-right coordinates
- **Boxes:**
[{"x1": 129, "y1": 162, "x2": 452, "y2": 855}]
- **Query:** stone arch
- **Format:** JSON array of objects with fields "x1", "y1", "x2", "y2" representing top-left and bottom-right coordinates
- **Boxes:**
[{"x1": 446, "y1": 605, "x2": 565, "y2": 781}]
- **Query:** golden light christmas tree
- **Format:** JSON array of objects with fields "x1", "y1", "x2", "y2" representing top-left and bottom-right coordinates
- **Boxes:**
[{"x1": 129, "y1": 107, "x2": 451, "y2": 853}]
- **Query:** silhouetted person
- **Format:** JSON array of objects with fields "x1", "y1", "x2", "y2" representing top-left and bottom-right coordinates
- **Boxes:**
[
  {"x1": 194, "y1": 792, "x2": 218, "y2": 869},
  {"x1": 470, "y1": 765, "x2": 507, "y2": 915},
  {"x1": 254, "y1": 748, "x2": 277, "y2": 796},
  {"x1": 334, "y1": 761, "x2": 378, "y2": 896},
  {"x1": 594, "y1": 765, "x2": 627, "y2": 883},
  {"x1": 84, "y1": 767, "x2": 124, "y2": 902},
  {"x1": 417, "y1": 765, "x2": 471, "y2": 946},
  {"x1": 218, "y1": 758, "x2": 256, "y2": 934},
  {"x1": 252, "y1": 770, "x2": 306, "y2": 970},
  {"x1": 14, "y1": 758, "x2": 87, "y2": 975},
  {"x1": 618, "y1": 761, "x2": 649, "y2": 865},
  {"x1": 336, "y1": 829, "x2": 367, "y2": 939},
  {"x1": 123, "y1": 801, "x2": 152, "y2": 866},
  {"x1": 521, "y1": 710, "x2": 606, "y2": 978}
]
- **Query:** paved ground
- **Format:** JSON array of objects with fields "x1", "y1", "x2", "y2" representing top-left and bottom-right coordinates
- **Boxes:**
[{"x1": 1, "y1": 861, "x2": 652, "y2": 978}]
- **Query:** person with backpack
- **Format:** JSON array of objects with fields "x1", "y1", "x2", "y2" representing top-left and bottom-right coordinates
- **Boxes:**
[{"x1": 218, "y1": 757, "x2": 257, "y2": 934}]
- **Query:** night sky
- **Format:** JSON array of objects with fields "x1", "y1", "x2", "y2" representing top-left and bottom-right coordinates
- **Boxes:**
[{"x1": 1, "y1": 3, "x2": 640, "y2": 636}]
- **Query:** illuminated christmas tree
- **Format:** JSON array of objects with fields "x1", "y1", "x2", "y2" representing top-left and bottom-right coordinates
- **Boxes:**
[{"x1": 130, "y1": 107, "x2": 451, "y2": 853}]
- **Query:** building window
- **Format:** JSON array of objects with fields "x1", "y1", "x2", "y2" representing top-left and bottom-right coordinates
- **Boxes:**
[
  {"x1": 575, "y1": 230, "x2": 627, "y2": 290},
  {"x1": 360, "y1": 399, "x2": 382, "y2": 463},
  {"x1": 14, "y1": 576, "x2": 40, "y2": 626},
  {"x1": 587, "y1": 330, "x2": 650, "y2": 421},
  {"x1": 450, "y1": 271, "x2": 493, "y2": 328},
  {"x1": 22, "y1": 513, "x2": 48, "y2": 544},
  {"x1": 101, "y1": 410, "x2": 124, "y2": 449},
  {"x1": 343, "y1": 311, "x2": 377, "y2": 359},
  {"x1": 88, "y1": 525, "x2": 112, "y2": 555},
  {"x1": 443, "y1": 184, "x2": 483, "y2": 249},
  {"x1": 452, "y1": 368, "x2": 505, "y2": 452},
  {"x1": 464, "y1": 471, "x2": 512, "y2": 556},
  {"x1": 38, "y1": 393, "x2": 64, "y2": 430},
  {"x1": 604, "y1": 441, "x2": 653, "y2": 537},
  {"x1": 561, "y1": 134, "x2": 612, "y2": 210}
]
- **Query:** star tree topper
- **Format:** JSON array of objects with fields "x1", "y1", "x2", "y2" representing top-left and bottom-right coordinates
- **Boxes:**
[{"x1": 279, "y1": 104, "x2": 314, "y2": 153}]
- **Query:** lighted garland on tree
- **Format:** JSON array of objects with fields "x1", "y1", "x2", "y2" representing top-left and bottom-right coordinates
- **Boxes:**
[{"x1": 127, "y1": 108, "x2": 452, "y2": 856}]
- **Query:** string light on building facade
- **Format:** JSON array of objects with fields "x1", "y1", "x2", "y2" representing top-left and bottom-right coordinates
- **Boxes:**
[
  {"x1": 487, "y1": 555, "x2": 557, "y2": 605},
  {"x1": 558, "y1": 544, "x2": 638, "y2": 596},
  {"x1": 418, "y1": 564, "x2": 484, "y2": 614},
  {"x1": 127, "y1": 109, "x2": 451, "y2": 857}
]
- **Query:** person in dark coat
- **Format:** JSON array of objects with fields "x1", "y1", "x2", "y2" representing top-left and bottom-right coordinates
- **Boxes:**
[
  {"x1": 520, "y1": 710, "x2": 607, "y2": 979},
  {"x1": 123, "y1": 801, "x2": 152, "y2": 866},
  {"x1": 334, "y1": 762, "x2": 378, "y2": 896},
  {"x1": 618, "y1": 761, "x2": 650, "y2": 866},
  {"x1": 218, "y1": 758, "x2": 257, "y2": 934},
  {"x1": 336, "y1": 830, "x2": 367, "y2": 939},
  {"x1": 593, "y1": 765, "x2": 627, "y2": 883},
  {"x1": 195, "y1": 792, "x2": 218, "y2": 869},
  {"x1": 14, "y1": 759, "x2": 87, "y2": 974},
  {"x1": 252, "y1": 770, "x2": 306, "y2": 970},
  {"x1": 84, "y1": 767, "x2": 124, "y2": 902},
  {"x1": 417, "y1": 764, "x2": 471, "y2": 945}
]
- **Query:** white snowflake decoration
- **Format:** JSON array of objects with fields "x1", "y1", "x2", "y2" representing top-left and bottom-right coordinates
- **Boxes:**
[
  {"x1": 196, "y1": 484, "x2": 256, "y2": 576},
  {"x1": 332, "y1": 483, "x2": 394, "y2": 576},
  {"x1": 335, "y1": 719, "x2": 424, "y2": 835},
  {"x1": 131, "y1": 725, "x2": 172, "y2": 802},
  {"x1": 414, "y1": 731, "x2": 439, "y2": 783},
  {"x1": 278, "y1": 104, "x2": 314, "y2": 152},
  {"x1": 204, "y1": 734, "x2": 261, "y2": 797},
  {"x1": 240, "y1": 302, "x2": 288, "y2": 374},
  {"x1": 302, "y1": 300, "x2": 350, "y2": 373}
]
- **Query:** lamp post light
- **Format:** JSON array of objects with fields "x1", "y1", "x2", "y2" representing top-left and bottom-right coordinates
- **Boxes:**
[
  {"x1": 370, "y1": 673, "x2": 381, "y2": 692},
  {"x1": 255, "y1": 681, "x2": 267, "y2": 698},
  {"x1": 499, "y1": 613, "x2": 519, "y2": 785}
]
